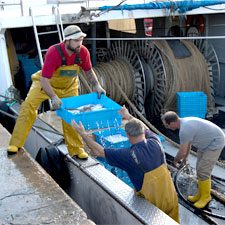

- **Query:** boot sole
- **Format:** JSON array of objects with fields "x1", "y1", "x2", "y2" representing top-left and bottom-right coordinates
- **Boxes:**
[
  {"x1": 74, "y1": 155, "x2": 88, "y2": 160},
  {"x1": 7, "y1": 151, "x2": 18, "y2": 155}
]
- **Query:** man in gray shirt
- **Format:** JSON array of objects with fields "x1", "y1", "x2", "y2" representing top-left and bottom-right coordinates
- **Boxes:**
[{"x1": 161, "y1": 111, "x2": 225, "y2": 209}]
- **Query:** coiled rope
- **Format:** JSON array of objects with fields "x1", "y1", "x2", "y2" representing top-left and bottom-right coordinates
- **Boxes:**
[{"x1": 80, "y1": 59, "x2": 134, "y2": 105}]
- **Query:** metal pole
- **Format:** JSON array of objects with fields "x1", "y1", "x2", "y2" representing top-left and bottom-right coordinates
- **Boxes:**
[
  {"x1": 105, "y1": 22, "x2": 110, "y2": 49},
  {"x1": 85, "y1": 36, "x2": 225, "y2": 41},
  {"x1": 91, "y1": 23, "x2": 96, "y2": 67},
  {"x1": 57, "y1": 7, "x2": 65, "y2": 41},
  {"x1": 53, "y1": 6, "x2": 63, "y2": 43},
  {"x1": 30, "y1": 7, "x2": 44, "y2": 66},
  {"x1": 20, "y1": 0, "x2": 24, "y2": 16}
]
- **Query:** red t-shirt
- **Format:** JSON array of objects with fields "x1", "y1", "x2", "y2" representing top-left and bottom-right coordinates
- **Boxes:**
[{"x1": 42, "y1": 42, "x2": 92, "y2": 78}]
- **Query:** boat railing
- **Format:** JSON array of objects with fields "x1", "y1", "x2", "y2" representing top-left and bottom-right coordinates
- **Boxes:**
[
  {"x1": 0, "y1": 0, "x2": 24, "y2": 16},
  {"x1": 47, "y1": 0, "x2": 147, "y2": 8},
  {"x1": 0, "y1": 0, "x2": 148, "y2": 17},
  {"x1": 47, "y1": 0, "x2": 89, "y2": 8},
  {"x1": 0, "y1": 0, "x2": 88, "y2": 17}
]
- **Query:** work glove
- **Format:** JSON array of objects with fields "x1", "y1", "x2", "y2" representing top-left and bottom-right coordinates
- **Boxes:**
[
  {"x1": 51, "y1": 95, "x2": 62, "y2": 110},
  {"x1": 95, "y1": 85, "x2": 106, "y2": 99}
]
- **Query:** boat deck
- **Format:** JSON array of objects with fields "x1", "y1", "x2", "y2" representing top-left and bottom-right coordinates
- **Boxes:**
[
  {"x1": 0, "y1": 123, "x2": 95, "y2": 225},
  {"x1": 1, "y1": 104, "x2": 222, "y2": 224}
]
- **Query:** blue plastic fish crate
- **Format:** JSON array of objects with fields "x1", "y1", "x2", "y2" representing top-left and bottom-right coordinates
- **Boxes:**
[
  {"x1": 97, "y1": 157, "x2": 133, "y2": 188},
  {"x1": 94, "y1": 128, "x2": 164, "y2": 149},
  {"x1": 56, "y1": 92, "x2": 122, "y2": 130},
  {"x1": 177, "y1": 92, "x2": 207, "y2": 118},
  {"x1": 94, "y1": 127, "x2": 131, "y2": 148},
  {"x1": 157, "y1": 135, "x2": 165, "y2": 149}
]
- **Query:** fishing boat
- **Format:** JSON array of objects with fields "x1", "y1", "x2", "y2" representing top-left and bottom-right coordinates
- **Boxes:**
[{"x1": 0, "y1": 1, "x2": 225, "y2": 224}]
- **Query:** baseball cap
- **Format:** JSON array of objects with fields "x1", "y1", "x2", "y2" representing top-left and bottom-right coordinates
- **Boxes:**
[{"x1": 64, "y1": 25, "x2": 86, "y2": 40}]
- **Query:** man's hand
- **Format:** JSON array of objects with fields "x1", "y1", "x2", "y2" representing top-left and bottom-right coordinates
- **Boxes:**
[
  {"x1": 182, "y1": 156, "x2": 188, "y2": 166},
  {"x1": 173, "y1": 142, "x2": 190, "y2": 168},
  {"x1": 95, "y1": 85, "x2": 106, "y2": 99},
  {"x1": 173, "y1": 156, "x2": 181, "y2": 168},
  {"x1": 174, "y1": 161, "x2": 180, "y2": 168},
  {"x1": 51, "y1": 95, "x2": 62, "y2": 110},
  {"x1": 174, "y1": 157, "x2": 187, "y2": 168},
  {"x1": 71, "y1": 120, "x2": 85, "y2": 135},
  {"x1": 118, "y1": 105, "x2": 133, "y2": 120},
  {"x1": 71, "y1": 119, "x2": 105, "y2": 157}
]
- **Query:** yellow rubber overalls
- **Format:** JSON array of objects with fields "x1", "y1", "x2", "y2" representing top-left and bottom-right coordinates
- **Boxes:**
[
  {"x1": 136, "y1": 164, "x2": 180, "y2": 223},
  {"x1": 131, "y1": 146, "x2": 180, "y2": 224},
  {"x1": 9, "y1": 45, "x2": 85, "y2": 156}
]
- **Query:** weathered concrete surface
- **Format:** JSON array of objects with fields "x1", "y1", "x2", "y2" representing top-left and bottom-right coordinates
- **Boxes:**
[{"x1": 0, "y1": 123, "x2": 95, "y2": 225}]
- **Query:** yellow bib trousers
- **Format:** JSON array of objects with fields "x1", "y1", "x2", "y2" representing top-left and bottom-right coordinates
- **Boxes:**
[
  {"x1": 9, "y1": 64, "x2": 86, "y2": 156},
  {"x1": 136, "y1": 164, "x2": 180, "y2": 223}
]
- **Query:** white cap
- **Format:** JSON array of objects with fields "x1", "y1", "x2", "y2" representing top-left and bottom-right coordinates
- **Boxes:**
[{"x1": 64, "y1": 25, "x2": 86, "y2": 40}]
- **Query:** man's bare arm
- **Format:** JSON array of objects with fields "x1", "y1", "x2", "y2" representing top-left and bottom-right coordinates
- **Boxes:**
[
  {"x1": 118, "y1": 105, "x2": 148, "y2": 129},
  {"x1": 71, "y1": 120, "x2": 105, "y2": 157},
  {"x1": 80, "y1": 132, "x2": 105, "y2": 158},
  {"x1": 85, "y1": 69, "x2": 106, "y2": 98},
  {"x1": 85, "y1": 69, "x2": 99, "y2": 87},
  {"x1": 182, "y1": 143, "x2": 191, "y2": 165},
  {"x1": 174, "y1": 142, "x2": 190, "y2": 166}
]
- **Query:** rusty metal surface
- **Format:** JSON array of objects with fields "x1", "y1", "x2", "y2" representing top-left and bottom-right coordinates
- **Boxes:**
[{"x1": 0, "y1": 124, "x2": 95, "y2": 225}]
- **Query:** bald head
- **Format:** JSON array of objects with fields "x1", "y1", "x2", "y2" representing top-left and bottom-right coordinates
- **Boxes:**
[
  {"x1": 161, "y1": 111, "x2": 180, "y2": 130},
  {"x1": 161, "y1": 111, "x2": 179, "y2": 124}
]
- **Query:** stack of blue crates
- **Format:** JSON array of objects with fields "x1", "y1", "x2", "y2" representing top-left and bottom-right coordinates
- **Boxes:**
[{"x1": 177, "y1": 92, "x2": 207, "y2": 118}]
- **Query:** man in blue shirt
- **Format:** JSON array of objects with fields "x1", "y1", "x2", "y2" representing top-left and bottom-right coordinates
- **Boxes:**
[{"x1": 72, "y1": 106, "x2": 179, "y2": 223}]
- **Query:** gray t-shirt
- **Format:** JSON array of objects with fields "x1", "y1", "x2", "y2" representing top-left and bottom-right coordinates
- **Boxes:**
[{"x1": 179, "y1": 117, "x2": 225, "y2": 152}]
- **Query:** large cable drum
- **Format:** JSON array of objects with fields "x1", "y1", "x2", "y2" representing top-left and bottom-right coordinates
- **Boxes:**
[
  {"x1": 135, "y1": 39, "x2": 218, "y2": 118},
  {"x1": 156, "y1": 39, "x2": 213, "y2": 111}
]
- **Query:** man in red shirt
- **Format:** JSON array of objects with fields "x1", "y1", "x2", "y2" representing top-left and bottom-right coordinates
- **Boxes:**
[{"x1": 8, "y1": 25, "x2": 105, "y2": 159}]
